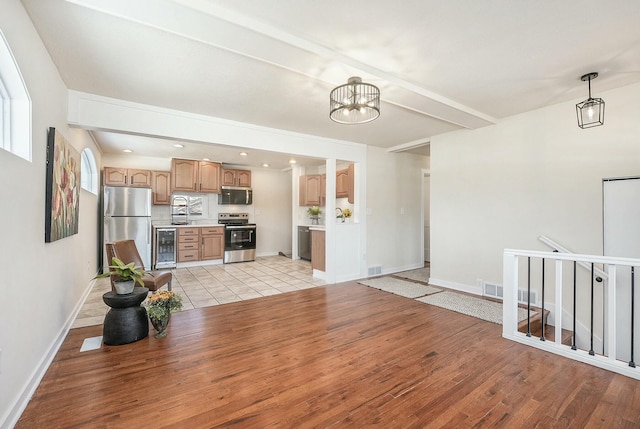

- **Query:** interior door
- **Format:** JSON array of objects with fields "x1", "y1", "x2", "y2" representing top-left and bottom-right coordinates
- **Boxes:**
[{"x1": 603, "y1": 177, "x2": 640, "y2": 361}]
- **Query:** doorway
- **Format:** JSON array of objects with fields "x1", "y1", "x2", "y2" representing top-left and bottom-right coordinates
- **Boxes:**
[{"x1": 421, "y1": 169, "x2": 430, "y2": 264}]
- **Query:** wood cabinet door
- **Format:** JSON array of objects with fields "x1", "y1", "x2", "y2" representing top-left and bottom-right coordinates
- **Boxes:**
[
  {"x1": 201, "y1": 229, "x2": 224, "y2": 260},
  {"x1": 347, "y1": 163, "x2": 355, "y2": 204},
  {"x1": 152, "y1": 171, "x2": 171, "y2": 205},
  {"x1": 311, "y1": 230, "x2": 325, "y2": 271},
  {"x1": 199, "y1": 161, "x2": 221, "y2": 193},
  {"x1": 221, "y1": 169, "x2": 236, "y2": 186},
  {"x1": 172, "y1": 159, "x2": 198, "y2": 192},
  {"x1": 305, "y1": 175, "x2": 322, "y2": 206},
  {"x1": 299, "y1": 174, "x2": 322, "y2": 206},
  {"x1": 236, "y1": 170, "x2": 252, "y2": 187},
  {"x1": 336, "y1": 169, "x2": 349, "y2": 198},
  {"x1": 103, "y1": 167, "x2": 128, "y2": 186},
  {"x1": 128, "y1": 169, "x2": 152, "y2": 187}
]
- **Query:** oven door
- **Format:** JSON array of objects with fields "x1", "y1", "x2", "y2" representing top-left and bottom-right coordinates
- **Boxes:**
[{"x1": 224, "y1": 225, "x2": 256, "y2": 250}]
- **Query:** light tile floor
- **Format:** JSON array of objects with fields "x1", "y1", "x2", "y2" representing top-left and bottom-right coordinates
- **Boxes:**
[{"x1": 72, "y1": 255, "x2": 326, "y2": 329}]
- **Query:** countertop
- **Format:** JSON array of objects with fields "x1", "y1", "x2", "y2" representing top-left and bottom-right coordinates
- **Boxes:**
[{"x1": 152, "y1": 221, "x2": 223, "y2": 228}]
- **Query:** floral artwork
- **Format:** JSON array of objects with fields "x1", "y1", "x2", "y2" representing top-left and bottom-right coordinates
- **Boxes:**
[{"x1": 45, "y1": 127, "x2": 80, "y2": 242}]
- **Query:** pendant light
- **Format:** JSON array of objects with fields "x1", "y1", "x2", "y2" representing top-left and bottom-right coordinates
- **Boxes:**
[
  {"x1": 576, "y1": 72, "x2": 605, "y2": 129},
  {"x1": 329, "y1": 77, "x2": 380, "y2": 124}
]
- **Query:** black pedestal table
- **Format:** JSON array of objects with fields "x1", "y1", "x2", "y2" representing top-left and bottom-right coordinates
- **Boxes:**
[{"x1": 102, "y1": 287, "x2": 149, "y2": 345}]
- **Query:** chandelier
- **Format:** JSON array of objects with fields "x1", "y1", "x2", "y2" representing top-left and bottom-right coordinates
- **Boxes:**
[
  {"x1": 329, "y1": 77, "x2": 380, "y2": 124},
  {"x1": 576, "y1": 72, "x2": 605, "y2": 129}
]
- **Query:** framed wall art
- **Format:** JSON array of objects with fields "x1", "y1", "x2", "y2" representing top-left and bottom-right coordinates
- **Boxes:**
[{"x1": 45, "y1": 127, "x2": 80, "y2": 242}]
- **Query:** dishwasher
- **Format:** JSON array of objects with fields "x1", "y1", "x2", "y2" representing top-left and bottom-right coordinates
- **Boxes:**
[{"x1": 298, "y1": 226, "x2": 311, "y2": 261}]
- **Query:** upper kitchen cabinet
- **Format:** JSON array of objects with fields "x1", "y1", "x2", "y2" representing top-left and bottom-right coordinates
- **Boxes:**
[
  {"x1": 337, "y1": 163, "x2": 355, "y2": 204},
  {"x1": 221, "y1": 168, "x2": 252, "y2": 187},
  {"x1": 104, "y1": 167, "x2": 151, "y2": 187},
  {"x1": 151, "y1": 171, "x2": 171, "y2": 205},
  {"x1": 336, "y1": 168, "x2": 349, "y2": 198},
  {"x1": 299, "y1": 174, "x2": 323, "y2": 206},
  {"x1": 171, "y1": 158, "x2": 221, "y2": 193}
]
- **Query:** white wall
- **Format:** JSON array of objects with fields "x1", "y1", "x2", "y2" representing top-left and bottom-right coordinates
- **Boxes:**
[
  {"x1": 430, "y1": 81, "x2": 640, "y2": 294},
  {"x1": 252, "y1": 168, "x2": 292, "y2": 256},
  {"x1": 366, "y1": 147, "x2": 429, "y2": 274},
  {"x1": 0, "y1": 2, "x2": 101, "y2": 427}
]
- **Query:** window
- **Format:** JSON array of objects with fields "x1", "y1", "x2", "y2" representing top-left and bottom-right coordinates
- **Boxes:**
[
  {"x1": 81, "y1": 148, "x2": 98, "y2": 194},
  {"x1": 0, "y1": 29, "x2": 31, "y2": 161}
]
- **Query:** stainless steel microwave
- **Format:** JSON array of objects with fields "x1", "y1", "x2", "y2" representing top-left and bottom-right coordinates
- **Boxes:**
[{"x1": 218, "y1": 186, "x2": 253, "y2": 205}]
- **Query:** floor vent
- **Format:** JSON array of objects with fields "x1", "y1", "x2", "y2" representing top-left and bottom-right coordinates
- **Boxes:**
[
  {"x1": 518, "y1": 289, "x2": 538, "y2": 306},
  {"x1": 368, "y1": 265, "x2": 382, "y2": 276},
  {"x1": 483, "y1": 283, "x2": 538, "y2": 305},
  {"x1": 484, "y1": 282, "x2": 504, "y2": 299}
]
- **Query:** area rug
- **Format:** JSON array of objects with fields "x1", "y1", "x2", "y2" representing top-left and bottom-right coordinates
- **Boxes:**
[
  {"x1": 394, "y1": 267, "x2": 430, "y2": 283},
  {"x1": 416, "y1": 291, "x2": 535, "y2": 324},
  {"x1": 359, "y1": 276, "x2": 442, "y2": 298}
]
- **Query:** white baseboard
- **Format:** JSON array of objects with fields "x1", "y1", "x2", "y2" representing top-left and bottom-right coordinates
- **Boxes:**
[
  {"x1": 428, "y1": 278, "x2": 483, "y2": 296},
  {"x1": 2, "y1": 279, "x2": 96, "y2": 429},
  {"x1": 381, "y1": 263, "x2": 425, "y2": 277}
]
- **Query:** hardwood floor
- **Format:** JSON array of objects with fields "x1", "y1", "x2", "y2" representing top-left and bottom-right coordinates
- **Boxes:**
[{"x1": 17, "y1": 282, "x2": 640, "y2": 428}]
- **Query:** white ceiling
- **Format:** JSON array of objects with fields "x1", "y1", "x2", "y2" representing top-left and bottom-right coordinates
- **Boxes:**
[{"x1": 21, "y1": 0, "x2": 640, "y2": 168}]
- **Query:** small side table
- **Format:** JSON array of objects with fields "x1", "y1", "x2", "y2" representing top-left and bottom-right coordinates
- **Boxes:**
[{"x1": 102, "y1": 287, "x2": 149, "y2": 345}]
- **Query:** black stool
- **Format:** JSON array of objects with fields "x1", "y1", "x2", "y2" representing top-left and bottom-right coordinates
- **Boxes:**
[{"x1": 102, "y1": 287, "x2": 149, "y2": 345}]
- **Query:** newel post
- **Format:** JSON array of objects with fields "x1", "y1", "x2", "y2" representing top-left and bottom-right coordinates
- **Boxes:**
[{"x1": 503, "y1": 250, "x2": 519, "y2": 338}]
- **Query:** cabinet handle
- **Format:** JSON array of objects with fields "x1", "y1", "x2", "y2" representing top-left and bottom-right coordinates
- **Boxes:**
[{"x1": 125, "y1": 176, "x2": 128, "y2": 185}]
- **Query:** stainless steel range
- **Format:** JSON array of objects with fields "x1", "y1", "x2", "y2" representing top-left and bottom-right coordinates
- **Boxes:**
[{"x1": 218, "y1": 213, "x2": 256, "y2": 263}]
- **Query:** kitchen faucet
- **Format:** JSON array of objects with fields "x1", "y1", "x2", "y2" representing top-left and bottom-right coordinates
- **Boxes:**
[{"x1": 336, "y1": 208, "x2": 343, "y2": 218}]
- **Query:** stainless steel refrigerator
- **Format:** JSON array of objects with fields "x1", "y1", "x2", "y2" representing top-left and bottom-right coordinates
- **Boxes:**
[{"x1": 103, "y1": 186, "x2": 152, "y2": 270}]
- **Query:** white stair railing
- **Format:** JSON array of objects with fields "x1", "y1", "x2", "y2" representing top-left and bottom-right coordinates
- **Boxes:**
[
  {"x1": 538, "y1": 235, "x2": 608, "y2": 281},
  {"x1": 503, "y1": 248, "x2": 640, "y2": 380}
]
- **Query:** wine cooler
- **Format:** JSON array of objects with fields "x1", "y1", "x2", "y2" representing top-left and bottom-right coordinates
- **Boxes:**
[{"x1": 154, "y1": 227, "x2": 177, "y2": 269}]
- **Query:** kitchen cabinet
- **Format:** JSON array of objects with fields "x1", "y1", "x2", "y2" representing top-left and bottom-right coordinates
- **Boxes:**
[
  {"x1": 177, "y1": 227, "x2": 200, "y2": 262},
  {"x1": 177, "y1": 226, "x2": 224, "y2": 262},
  {"x1": 299, "y1": 165, "x2": 353, "y2": 206},
  {"x1": 336, "y1": 168, "x2": 349, "y2": 198},
  {"x1": 311, "y1": 229, "x2": 325, "y2": 271},
  {"x1": 221, "y1": 168, "x2": 252, "y2": 187},
  {"x1": 151, "y1": 171, "x2": 171, "y2": 205},
  {"x1": 104, "y1": 167, "x2": 151, "y2": 187},
  {"x1": 336, "y1": 163, "x2": 355, "y2": 203},
  {"x1": 200, "y1": 226, "x2": 224, "y2": 260},
  {"x1": 299, "y1": 174, "x2": 323, "y2": 206},
  {"x1": 171, "y1": 158, "x2": 221, "y2": 193}
]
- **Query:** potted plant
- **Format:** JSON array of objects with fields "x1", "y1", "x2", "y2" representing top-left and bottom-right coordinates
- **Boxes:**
[
  {"x1": 94, "y1": 257, "x2": 145, "y2": 295},
  {"x1": 144, "y1": 290, "x2": 183, "y2": 338},
  {"x1": 307, "y1": 206, "x2": 322, "y2": 224}
]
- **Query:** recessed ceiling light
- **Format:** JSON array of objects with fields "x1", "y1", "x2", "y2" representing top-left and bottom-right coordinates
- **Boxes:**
[
  {"x1": 240, "y1": 152, "x2": 248, "y2": 156},
  {"x1": 123, "y1": 149, "x2": 133, "y2": 153},
  {"x1": 289, "y1": 159, "x2": 296, "y2": 164},
  {"x1": 173, "y1": 144, "x2": 184, "y2": 148},
  {"x1": 262, "y1": 163, "x2": 269, "y2": 168},
  {"x1": 202, "y1": 157, "x2": 210, "y2": 161}
]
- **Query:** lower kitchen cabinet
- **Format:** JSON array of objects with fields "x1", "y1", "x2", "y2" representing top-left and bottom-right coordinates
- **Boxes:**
[
  {"x1": 200, "y1": 227, "x2": 224, "y2": 260},
  {"x1": 311, "y1": 229, "x2": 325, "y2": 271},
  {"x1": 177, "y1": 227, "x2": 200, "y2": 262},
  {"x1": 177, "y1": 226, "x2": 224, "y2": 262}
]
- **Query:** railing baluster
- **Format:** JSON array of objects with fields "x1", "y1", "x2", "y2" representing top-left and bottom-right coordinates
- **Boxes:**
[
  {"x1": 541, "y1": 258, "x2": 546, "y2": 341},
  {"x1": 631, "y1": 266, "x2": 636, "y2": 368},
  {"x1": 527, "y1": 256, "x2": 531, "y2": 337},
  {"x1": 572, "y1": 261, "x2": 577, "y2": 350},
  {"x1": 590, "y1": 262, "x2": 595, "y2": 356}
]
